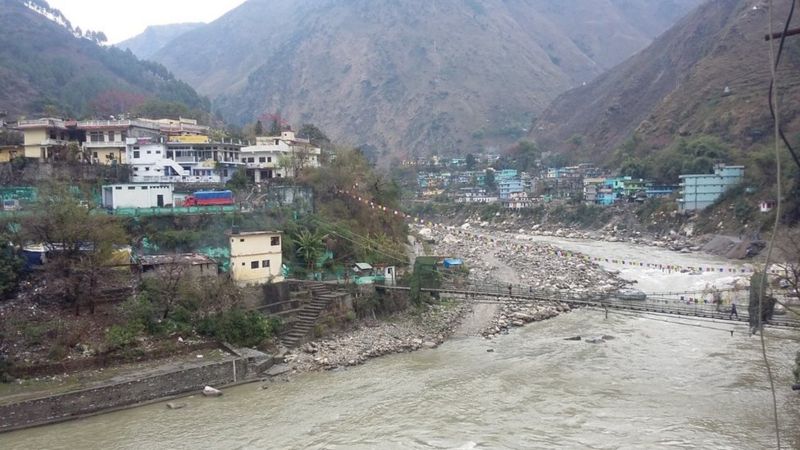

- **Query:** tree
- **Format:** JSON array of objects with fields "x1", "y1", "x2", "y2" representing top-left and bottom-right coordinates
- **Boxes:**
[
  {"x1": 0, "y1": 240, "x2": 23, "y2": 300},
  {"x1": 774, "y1": 228, "x2": 800, "y2": 303},
  {"x1": 254, "y1": 120, "x2": 264, "y2": 136},
  {"x1": 270, "y1": 118, "x2": 282, "y2": 135},
  {"x1": 293, "y1": 228, "x2": 327, "y2": 272},
  {"x1": 297, "y1": 124, "x2": 330, "y2": 147},
  {"x1": 465, "y1": 153, "x2": 477, "y2": 170},
  {"x1": 25, "y1": 184, "x2": 129, "y2": 315},
  {"x1": 484, "y1": 169, "x2": 496, "y2": 192}
]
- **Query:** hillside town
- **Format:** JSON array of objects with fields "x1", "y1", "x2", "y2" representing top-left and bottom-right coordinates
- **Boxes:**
[
  {"x1": 410, "y1": 155, "x2": 747, "y2": 214},
  {"x1": 0, "y1": 0, "x2": 798, "y2": 447}
]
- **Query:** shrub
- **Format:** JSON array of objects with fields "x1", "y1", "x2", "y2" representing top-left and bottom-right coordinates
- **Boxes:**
[
  {"x1": 106, "y1": 323, "x2": 142, "y2": 351},
  {"x1": 197, "y1": 309, "x2": 275, "y2": 347}
]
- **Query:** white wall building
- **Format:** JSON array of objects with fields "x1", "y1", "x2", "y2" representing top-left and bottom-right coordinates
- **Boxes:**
[
  {"x1": 127, "y1": 136, "x2": 243, "y2": 183},
  {"x1": 102, "y1": 183, "x2": 174, "y2": 209},
  {"x1": 239, "y1": 131, "x2": 321, "y2": 182}
]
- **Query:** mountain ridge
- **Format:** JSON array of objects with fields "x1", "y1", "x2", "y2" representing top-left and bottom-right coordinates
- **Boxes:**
[
  {"x1": 149, "y1": 0, "x2": 702, "y2": 158},
  {"x1": 531, "y1": 0, "x2": 800, "y2": 165},
  {"x1": 117, "y1": 23, "x2": 204, "y2": 60}
]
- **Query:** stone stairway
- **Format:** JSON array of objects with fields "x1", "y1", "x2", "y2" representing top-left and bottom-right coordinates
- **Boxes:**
[{"x1": 280, "y1": 283, "x2": 340, "y2": 348}]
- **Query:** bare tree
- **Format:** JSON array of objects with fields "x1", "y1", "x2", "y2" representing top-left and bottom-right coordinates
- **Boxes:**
[{"x1": 25, "y1": 184, "x2": 128, "y2": 315}]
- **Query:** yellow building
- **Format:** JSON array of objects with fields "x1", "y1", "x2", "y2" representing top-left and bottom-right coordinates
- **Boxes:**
[
  {"x1": 16, "y1": 118, "x2": 70, "y2": 159},
  {"x1": 229, "y1": 230, "x2": 284, "y2": 285},
  {"x1": 0, "y1": 145, "x2": 23, "y2": 162}
]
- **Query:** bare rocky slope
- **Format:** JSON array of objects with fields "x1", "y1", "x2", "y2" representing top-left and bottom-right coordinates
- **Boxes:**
[
  {"x1": 531, "y1": 0, "x2": 800, "y2": 163},
  {"x1": 149, "y1": 0, "x2": 701, "y2": 158}
]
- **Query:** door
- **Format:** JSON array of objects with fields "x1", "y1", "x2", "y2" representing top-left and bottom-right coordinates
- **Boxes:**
[{"x1": 157, "y1": 195, "x2": 164, "y2": 208}]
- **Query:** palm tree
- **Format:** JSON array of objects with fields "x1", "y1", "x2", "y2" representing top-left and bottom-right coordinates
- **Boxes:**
[{"x1": 293, "y1": 229, "x2": 327, "y2": 272}]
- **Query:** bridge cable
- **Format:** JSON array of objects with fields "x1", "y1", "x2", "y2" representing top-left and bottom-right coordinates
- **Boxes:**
[{"x1": 762, "y1": 1, "x2": 788, "y2": 446}]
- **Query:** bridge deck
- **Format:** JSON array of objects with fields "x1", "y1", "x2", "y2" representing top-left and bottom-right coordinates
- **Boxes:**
[{"x1": 378, "y1": 285, "x2": 800, "y2": 329}]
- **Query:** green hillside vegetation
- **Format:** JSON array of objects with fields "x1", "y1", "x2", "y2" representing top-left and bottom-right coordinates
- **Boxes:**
[{"x1": 0, "y1": 0, "x2": 209, "y2": 119}]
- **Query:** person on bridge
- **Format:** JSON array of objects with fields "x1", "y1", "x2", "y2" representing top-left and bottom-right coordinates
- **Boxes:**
[{"x1": 730, "y1": 302, "x2": 739, "y2": 320}]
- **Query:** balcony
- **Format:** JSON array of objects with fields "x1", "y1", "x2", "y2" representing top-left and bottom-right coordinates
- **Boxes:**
[
  {"x1": 83, "y1": 140, "x2": 126, "y2": 148},
  {"x1": 39, "y1": 139, "x2": 69, "y2": 146}
]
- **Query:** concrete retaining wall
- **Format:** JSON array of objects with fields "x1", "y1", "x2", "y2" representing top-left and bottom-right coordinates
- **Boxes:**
[{"x1": 0, "y1": 358, "x2": 248, "y2": 433}]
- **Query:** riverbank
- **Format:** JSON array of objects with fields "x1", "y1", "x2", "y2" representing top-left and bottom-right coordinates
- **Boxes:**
[{"x1": 280, "y1": 224, "x2": 628, "y2": 374}]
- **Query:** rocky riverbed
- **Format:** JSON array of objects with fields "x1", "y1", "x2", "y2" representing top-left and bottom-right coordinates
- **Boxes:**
[
  {"x1": 283, "y1": 300, "x2": 468, "y2": 373},
  {"x1": 426, "y1": 225, "x2": 629, "y2": 337},
  {"x1": 281, "y1": 224, "x2": 628, "y2": 374}
]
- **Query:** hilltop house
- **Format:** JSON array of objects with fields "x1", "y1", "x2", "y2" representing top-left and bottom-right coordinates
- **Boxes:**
[{"x1": 239, "y1": 131, "x2": 321, "y2": 182}]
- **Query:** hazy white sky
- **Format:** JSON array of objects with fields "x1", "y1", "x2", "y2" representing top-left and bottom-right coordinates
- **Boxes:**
[{"x1": 45, "y1": 0, "x2": 247, "y2": 44}]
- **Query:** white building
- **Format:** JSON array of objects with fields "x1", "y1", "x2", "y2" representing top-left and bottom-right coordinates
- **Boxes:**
[
  {"x1": 239, "y1": 131, "x2": 321, "y2": 182},
  {"x1": 127, "y1": 135, "x2": 244, "y2": 183},
  {"x1": 455, "y1": 188, "x2": 498, "y2": 204},
  {"x1": 80, "y1": 119, "x2": 161, "y2": 165},
  {"x1": 102, "y1": 183, "x2": 174, "y2": 209}
]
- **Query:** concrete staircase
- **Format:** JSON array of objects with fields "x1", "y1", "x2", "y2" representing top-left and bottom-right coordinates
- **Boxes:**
[{"x1": 280, "y1": 283, "x2": 339, "y2": 348}]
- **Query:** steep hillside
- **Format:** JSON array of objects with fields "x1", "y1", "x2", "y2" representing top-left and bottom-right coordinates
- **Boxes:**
[
  {"x1": 0, "y1": 0, "x2": 208, "y2": 119},
  {"x1": 532, "y1": 0, "x2": 800, "y2": 164},
  {"x1": 151, "y1": 0, "x2": 701, "y2": 158},
  {"x1": 117, "y1": 23, "x2": 203, "y2": 60}
]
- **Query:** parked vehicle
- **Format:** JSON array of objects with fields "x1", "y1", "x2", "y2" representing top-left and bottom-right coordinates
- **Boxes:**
[{"x1": 182, "y1": 190, "x2": 234, "y2": 207}]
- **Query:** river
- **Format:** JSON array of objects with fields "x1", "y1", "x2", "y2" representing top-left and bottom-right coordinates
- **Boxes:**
[{"x1": 2, "y1": 239, "x2": 799, "y2": 449}]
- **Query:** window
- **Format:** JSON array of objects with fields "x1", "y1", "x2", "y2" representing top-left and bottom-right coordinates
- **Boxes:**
[
  {"x1": 146, "y1": 150, "x2": 151, "y2": 154},
  {"x1": 259, "y1": 157, "x2": 266, "y2": 163},
  {"x1": 271, "y1": 236, "x2": 280, "y2": 246},
  {"x1": 241, "y1": 262, "x2": 245, "y2": 266},
  {"x1": 128, "y1": 186, "x2": 136, "y2": 190},
  {"x1": 141, "y1": 186, "x2": 148, "y2": 190},
  {"x1": 133, "y1": 151, "x2": 140, "y2": 158},
  {"x1": 247, "y1": 157, "x2": 255, "y2": 163},
  {"x1": 240, "y1": 238, "x2": 245, "y2": 242},
  {"x1": 108, "y1": 131, "x2": 115, "y2": 142},
  {"x1": 90, "y1": 131, "x2": 103, "y2": 143},
  {"x1": 115, "y1": 186, "x2": 122, "y2": 190},
  {"x1": 267, "y1": 157, "x2": 272, "y2": 163},
  {"x1": 92, "y1": 152, "x2": 98, "y2": 158},
  {"x1": 262, "y1": 260, "x2": 270, "y2": 268},
  {"x1": 251, "y1": 261, "x2": 259, "y2": 269},
  {"x1": 145, "y1": 167, "x2": 150, "y2": 171}
]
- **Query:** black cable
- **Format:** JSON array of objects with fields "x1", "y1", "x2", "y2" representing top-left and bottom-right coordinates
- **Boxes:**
[{"x1": 768, "y1": 0, "x2": 800, "y2": 171}]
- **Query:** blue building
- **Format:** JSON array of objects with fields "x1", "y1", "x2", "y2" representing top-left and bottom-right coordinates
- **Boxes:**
[
  {"x1": 678, "y1": 164, "x2": 744, "y2": 212},
  {"x1": 499, "y1": 177, "x2": 524, "y2": 200}
]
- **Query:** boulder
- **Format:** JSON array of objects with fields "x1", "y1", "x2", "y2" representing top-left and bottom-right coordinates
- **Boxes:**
[
  {"x1": 166, "y1": 402, "x2": 187, "y2": 409},
  {"x1": 423, "y1": 341, "x2": 438, "y2": 349},
  {"x1": 202, "y1": 386, "x2": 223, "y2": 397},
  {"x1": 563, "y1": 336, "x2": 582, "y2": 341}
]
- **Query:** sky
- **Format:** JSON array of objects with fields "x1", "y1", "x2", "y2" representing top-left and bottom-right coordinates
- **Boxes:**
[{"x1": 45, "y1": 0, "x2": 248, "y2": 44}]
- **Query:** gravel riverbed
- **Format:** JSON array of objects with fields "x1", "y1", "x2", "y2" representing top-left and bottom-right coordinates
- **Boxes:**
[{"x1": 281, "y1": 224, "x2": 627, "y2": 374}]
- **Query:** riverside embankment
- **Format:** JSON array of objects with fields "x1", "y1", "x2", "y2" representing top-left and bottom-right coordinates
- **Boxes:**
[{"x1": 2, "y1": 236, "x2": 798, "y2": 448}]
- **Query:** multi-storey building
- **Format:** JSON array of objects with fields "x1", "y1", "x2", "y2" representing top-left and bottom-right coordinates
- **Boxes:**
[
  {"x1": 127, "y1": 135, "x2": 244, "y2": 183},
  {"x1": 499, "y1": 177, "x2": 524, "y2": 200},
  {"x1": 678, "y1": 164, "x2": 744, "y2": 212},
  {"x1": 79, "y1": 119, "x2": 161, "y2": 164},
  {"x1": 229, "y1": 230, "x2": 284, "y2": 285},
  {"x1": 16, "y1": 118, "x2": 76, "y2": 159},
  {"x1": 239, "y1": 131, "x2": 321, "y2": 182}
]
